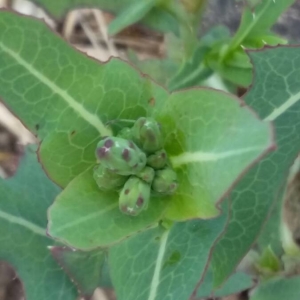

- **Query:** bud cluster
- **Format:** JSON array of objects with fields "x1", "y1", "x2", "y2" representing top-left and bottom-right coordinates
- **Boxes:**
[{"x1": 93, "y1": 117, "x2": 178, "y2": 216}]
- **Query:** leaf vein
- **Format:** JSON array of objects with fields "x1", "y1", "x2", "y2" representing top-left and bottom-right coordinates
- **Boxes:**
[{"x1": 0, "y1": 42, "x2": 112, "y2": 136}]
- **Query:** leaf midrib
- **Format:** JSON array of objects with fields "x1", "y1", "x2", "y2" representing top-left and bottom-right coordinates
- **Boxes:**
[
  {"x1": 264, "y1": 90, "x2": 300, "y2": 121},
  {"x1": 148, "y1": 229, "x2": 170, "y2": 300},
  {"x1": 0, "y1": 209, "x2": 46, "y2": 236},
  {"x1": 0, "y1": 42, "x2": 112, "y2": 136},
  {"x1": 229, "y1": 0, "x2": 271, "y2": 51},
  {"x1": 51, "y1": 202, "x2": 118, "y2": 234},
  {"x1": 170, "y1": 146, "x2": 264, "y2": 167}
]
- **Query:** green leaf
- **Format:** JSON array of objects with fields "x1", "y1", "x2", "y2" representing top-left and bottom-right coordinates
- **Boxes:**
[
  {"x1": 207, "y1": 55, "x2": 253, "y2": 87},
  {"x1": 171, "y1": 63, "x2": 213, "y2": 91},
  {"x1": 128, "y1": 50, "x2": 179, "y2": 87},
  {"x1": 0, "y1": 146, "x2": 77, "y2": 300},
  {"x1": 218, "y1": 0, "x2": 292, "y2": 86},
  {"x1": 48, "y1": 168, "x2": 168, "y2": 249},
  {"x1": 0, "y1": 11, "x2": 167, "y2": 187},
  {"x1": 142, "y1": 7, "x2": 180, "y2": 36},
  {"x1": 250, "y1": 276, "x2": 300, "y2": 300},
  {"x1": 108, "y1": 0, "x2": 157, "y2": 35},
  {"x1": 196, "y1": 270, "x2": 253, "y2": 298},
  {"x1": 168, "y1": 26, "x2": 230, "y2": 91},
  {"x1": 154, "y1": 89, "x2": 273, "y2": 220},
  {"x1": 211, "y1": 46, "x2": 300, "y2": 288},
  {"x1": 109, "y1": 210, "x2": 227, "y2": 300},
  {"x1": 256, "y1": 246, "x2": 281, "y2": 274},
  {"x1": 168, "y1": 45, "x2": 213, "y2": 91},
  {"x1": 226, "y1": 0, "x2": 294, "y2": 53},
  {"x1": 51, "y1": 246, "x2": 111, "y2": 298},
  {"x1": 208, "y1": 42, "x2": 253, "y2": 88},
  {"x1": 243, "y1": 33, "x2": 287, "y2": 49}
]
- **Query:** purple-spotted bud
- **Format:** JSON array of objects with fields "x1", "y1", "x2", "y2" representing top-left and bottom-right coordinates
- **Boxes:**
[
  {"x1": 131, "y1": 117, "x2": 163, "y2": 154},
  {"x1": 152, "y1": 168, "x2": 178, "y2": 195},
  {"x1": 119, "y1": 176, "x2": 151, "y2": 216},
  {"x1": 117, "y1": 127, "x2": 132, "y2": 140},
  {"x1": 147, "y1": 149, "x2": 167, "y2": 170},
  {"x1": 93, "y1": 164, "x2": 127, "y2": 191},
  {"x1": 95, "y1": 137, "x2": 146, "y2": 175},
  {"x1": 136, "y1": 166, "x2": 155, "y2": 184}
]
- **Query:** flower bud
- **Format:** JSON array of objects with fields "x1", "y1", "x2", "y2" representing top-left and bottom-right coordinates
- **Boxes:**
[
  {"x1": 93, "y1": 164, "x2": 127, "y2": 191},
  {"x1": 131, "y1": 117, "x2": 163, "y2": 153},
  {"x1": 95, "y1": 137, "x2": 146, "y2": 175},
  {"x1": 147, "y1": 149, "x2": 167, "y2": 170},
  {"x1": 119, "y1": 176, "x2": 151, "y2": 216},
  {"x1": 152, "y1": 168, "x2": 178, "y2": 195},
  {"x1": 136, "y1": 166, "x2": 155, "y2": 184}
]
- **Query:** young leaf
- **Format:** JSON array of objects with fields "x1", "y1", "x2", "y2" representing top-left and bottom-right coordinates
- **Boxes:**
[
  {"x1": 211, "y1": 45, "x2": 300, "y2": 288},
  {"x1": 168, "y1": 26, "x2": 230, "y2": 91},
  {"x1": 226, "y1": 0, "x2": 294, "y2": 54},
  {"x1": 250, "y1": 276, "x2": 300, "y2": 300},
  {"x1": 208, "y1": 62, "x2": 252, "y2": 88},
  {"x1": 48, "y1": 168, "x2": 168, "y2": 249},
  {"x1": 109, "y1": 210, "x2": 227, "y2": 300},
  {"x1": 207, "y1": 49, "x2": 253, "y2": 87},
  {"x1": 154, "y1": 89, "x2": 273, "y2": 220},
  {"x1": 108, "y1": 0, "x2": 157, "y2": 36},
  {"x1": 243, "y1": 32, "x2": 287, "y2": 49},
  {"x1": 0, "y1": 146, "x2": 77, "y2": 300},
  {"x1": 51, "y1": 246, "x2": 110, "y2": 298},
  {"x1": 168, "y1": 45, "x2": 213, "y2": 91},
  {"x1": 256, "y1": 246, "x2": 281, "y2": 275},
  {"x1": 0, "y1": 11, "x2": 168, "y2": 187}
]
